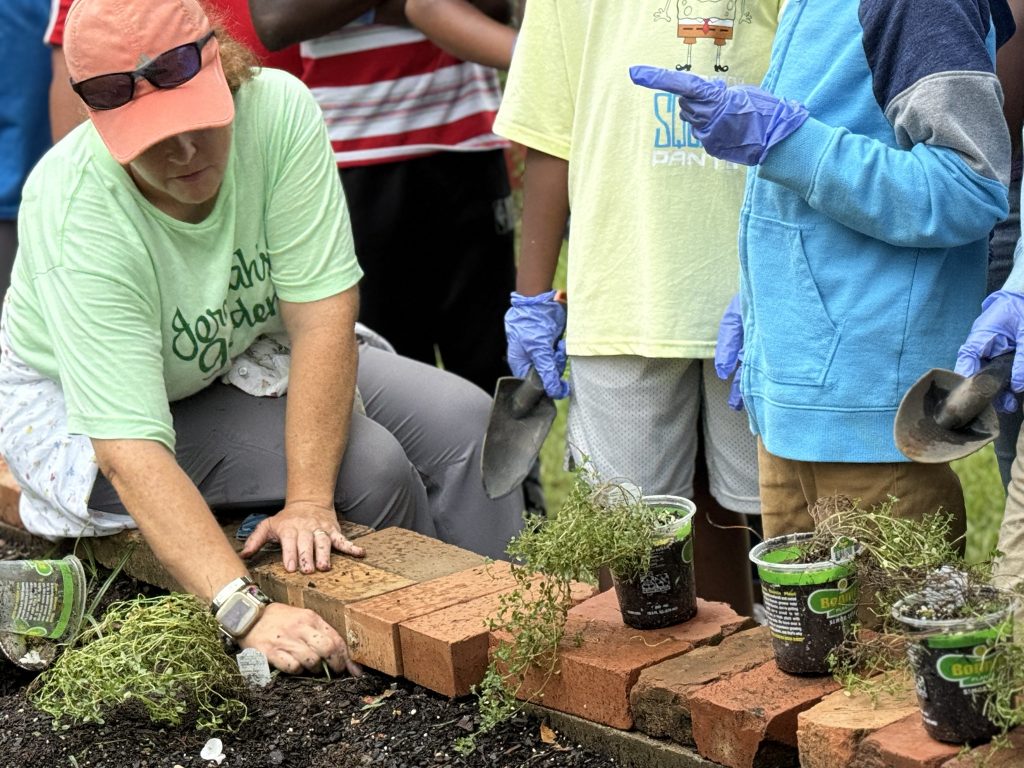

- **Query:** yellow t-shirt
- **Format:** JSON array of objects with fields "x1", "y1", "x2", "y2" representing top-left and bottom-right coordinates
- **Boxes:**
[{"x1": 494, "y1": 0, "x2": 781, "y2": 358}]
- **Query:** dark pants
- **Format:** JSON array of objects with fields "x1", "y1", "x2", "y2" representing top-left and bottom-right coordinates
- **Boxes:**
[
  {"x1": 340, "y1": 150, "x2": 516, "y2": 394},
  {"x1": 0, "y1": 220, "x2": 16, "y2": 301}
]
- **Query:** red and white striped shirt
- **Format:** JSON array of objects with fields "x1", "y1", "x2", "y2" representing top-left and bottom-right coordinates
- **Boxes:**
[{"x1": 300, "y1": 24, "x2": 507, "y2": 168}]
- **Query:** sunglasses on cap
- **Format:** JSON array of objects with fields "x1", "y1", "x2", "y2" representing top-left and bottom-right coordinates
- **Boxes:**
[{"x1": 70, "y1": 30, "x2": 216, "y2": 111}]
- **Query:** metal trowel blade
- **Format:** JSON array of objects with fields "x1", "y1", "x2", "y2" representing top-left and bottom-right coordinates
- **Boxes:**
[
  {"x1": 481, "y1": 374, "x2": 556, "y2": 499},
  {"x1": 893, "y1": 368, "x2": 999, "y2": 463}
]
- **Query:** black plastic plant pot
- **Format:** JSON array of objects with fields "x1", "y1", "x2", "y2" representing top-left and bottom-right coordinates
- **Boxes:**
[
  {"x1": 892, "y1": 594, "x2": 1015, "y2": 744},
  {"x1": 749, "y1": 533, "x2": 858, "y2": 676},
  {"x1": 612, "y1": 495, "x2": 697, "y2": 630}
]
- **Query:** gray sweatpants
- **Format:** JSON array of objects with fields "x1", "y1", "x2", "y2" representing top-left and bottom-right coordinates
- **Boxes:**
[{"x1": 90, "y1": 345, "x2": 524, "y2": 560}]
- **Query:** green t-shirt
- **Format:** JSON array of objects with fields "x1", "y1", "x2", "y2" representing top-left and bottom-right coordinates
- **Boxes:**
[
  {"x1": 8, "y1": 68, "x2": 362, "y2": 450},
  {"x1": 494, "y1": 0, "x2": 781, "y2": 358}
]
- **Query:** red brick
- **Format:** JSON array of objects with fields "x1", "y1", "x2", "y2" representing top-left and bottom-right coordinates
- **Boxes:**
[
  {"x1": 291, "y1": 561, "x2": 416, "y2": 638},
  {"x1": 797, "y1": 675, "x2": 919, "y2": 768},
  {"x1": 86, "y1": 518, "x2": 372, "y2": 593},
  {"x1": 851, "y1": 712, "x2": 962, "y2": 768},
  {"x1": 631, "y1": 626, "x2": 775, "y2": 745},
  {"x1": 570, "y1": 587, "x2": 755, "y2": 640},
  {"x1": 941, "y1": 727, "x2": 1024, "y2": 767},
  {"x1": 496, "y1": 590, "x2": 750, "y2": 730},
  {"x1": 345, "y1": 561, "x2": 517, "y2": 676},
  {"x1": 400, "y1": 590, "x2": 509, "y2": 697},
  {"x1": 689, "y1": 660, "x2": 840, "y2": 768},
  {"x1": 352, "y1": 526, "x2": 485, "y2": 581},
  {"x1": 400, "y1": 576, "x2": 595, "y2": 698}
]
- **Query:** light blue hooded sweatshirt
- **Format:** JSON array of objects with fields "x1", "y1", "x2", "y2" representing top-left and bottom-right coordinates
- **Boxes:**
[{"x1": 740, "y1": 0, "x2": 1012, "y2": 462}]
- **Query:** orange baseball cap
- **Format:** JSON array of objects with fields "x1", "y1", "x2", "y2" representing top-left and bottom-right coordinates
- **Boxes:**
[{"x1": 64, "y1": 0, "x2": 235, "y2": 164}]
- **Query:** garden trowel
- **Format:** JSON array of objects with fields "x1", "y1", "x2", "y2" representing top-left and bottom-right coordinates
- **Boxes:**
[
  {"x1": 893, "y1": 352, "x2": 1014, "y2": 463},
  {"x1": 481, "y1": 366, "x2": 556, "y2": 499}
]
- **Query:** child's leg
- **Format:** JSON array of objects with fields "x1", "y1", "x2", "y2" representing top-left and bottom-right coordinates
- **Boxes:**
[
  {"x1": 698, "y1": 361, "x2": 759, "y2": 615},
  {"x1": 566, "y1": 355, "x2": 757, "y2": 614}
]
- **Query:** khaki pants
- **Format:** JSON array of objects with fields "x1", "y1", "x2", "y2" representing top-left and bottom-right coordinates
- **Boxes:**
[
  {"x1": 994, "y1": 426, "x2": 1024, "y2": 589},
  {"x1": 757, "y1": 440, "x2": 966, "y2": 549}
]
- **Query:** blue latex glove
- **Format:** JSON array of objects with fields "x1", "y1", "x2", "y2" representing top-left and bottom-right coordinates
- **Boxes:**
[
  {"x1": 504, "y1": 290, "x2": 569, "y2": 399},
  {"x1": 714, "y1": 294, "x2": 744, "y2": 411},
  {"x1": 629, "y1": 65, "x2": 809, "y2": 166},
  {"x1": 954, "y1": 290, "x2": 1024, "y2": 413}
]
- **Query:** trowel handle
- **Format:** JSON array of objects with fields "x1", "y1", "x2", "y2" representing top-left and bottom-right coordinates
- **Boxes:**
[
  {"x1": 935, "y1": 352, "x2": 1014, "y2": 430},
  {"x1": 511, "y1": 367, "x2": 549, "y2": 418}
]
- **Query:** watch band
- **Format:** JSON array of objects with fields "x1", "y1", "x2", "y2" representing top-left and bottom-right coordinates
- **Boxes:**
[{"x1": 211, "y1": 576, "x2": 254, "y2": 614}]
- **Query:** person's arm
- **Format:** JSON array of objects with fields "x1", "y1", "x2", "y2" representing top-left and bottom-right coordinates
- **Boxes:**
[
  {"x1": 249, "y1": 0, "x2": 385, "y2": 50},
  {"x1": 92, "y1": 438, "x2": 357, "y2": 675},
  {"x1": 1000, "y1": 0, "x2": 1024, "y2": 157},
  {"x1": 239, "y1": 287, "x2": 365, "y2": 572},
  {"x1": 516, "y1": 148, "x2": 568, "y2": 295},
  {"x1": 405, "y1": 0, "x2": 516, "y2": 69},
  {"x1": 49, "y1": 47, "x2": 86, "y2": 142},
  {"x1": 758, "y1": 0, "x2": 1010, "y2": 249}
]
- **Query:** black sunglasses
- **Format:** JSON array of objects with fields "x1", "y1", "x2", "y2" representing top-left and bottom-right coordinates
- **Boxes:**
[{"x1": 70, "y1": 30, "x2": 216, "y2": 111}]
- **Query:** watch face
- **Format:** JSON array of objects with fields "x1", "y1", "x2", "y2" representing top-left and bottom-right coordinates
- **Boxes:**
[{"x1": 219, "y1": 595, "x2": 259, "y2": 636}]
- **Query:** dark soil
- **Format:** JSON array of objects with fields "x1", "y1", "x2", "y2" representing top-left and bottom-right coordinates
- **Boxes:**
[{"x1": 0, "y1": 536, "x2": 619, "y2": 768}]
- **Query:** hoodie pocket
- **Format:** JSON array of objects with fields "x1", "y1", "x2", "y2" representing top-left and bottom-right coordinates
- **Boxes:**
[{"x1": 744, "y1": 215, "x2": 839, "y2": 387}]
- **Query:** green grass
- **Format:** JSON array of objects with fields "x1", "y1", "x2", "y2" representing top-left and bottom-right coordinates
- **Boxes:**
[{"x1": 955, "y1": 444, "x2": 1006, "y2": 564}]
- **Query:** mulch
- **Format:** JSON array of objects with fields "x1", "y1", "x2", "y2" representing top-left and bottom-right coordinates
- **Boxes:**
[{"x1": 0, "y1": 536, "x2": 619, "y2": 768}]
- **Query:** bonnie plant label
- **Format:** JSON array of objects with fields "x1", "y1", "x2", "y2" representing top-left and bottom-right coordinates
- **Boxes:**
[
  {"x1": 936, "y1": 645, "x2": 997, "y2": 689},
  {"x1": 0, "y1": 560, "x2": 78, "y2": 639},
  {"x1": 807, "y1": 578, "x2": 858, "y2": 619}
]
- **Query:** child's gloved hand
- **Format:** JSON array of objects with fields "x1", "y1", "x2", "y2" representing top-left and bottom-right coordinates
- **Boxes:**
[
  {"x1": 955, "y1": 290, "x2": 1024, "y2": 413},
  {"x1": 504, "y1": 290, "x2": 569, "y2": 399},
  {"x1": 715, "y1": 294, "x2": 745, "y2": 411},
  {"x1": 629, "y1": 65, "x2": 809, "y2": 166}
]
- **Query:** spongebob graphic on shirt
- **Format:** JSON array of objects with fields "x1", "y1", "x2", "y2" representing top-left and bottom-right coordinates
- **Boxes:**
[{"x1": 654, "y1": 0, "x2": 753, "y2": 73}]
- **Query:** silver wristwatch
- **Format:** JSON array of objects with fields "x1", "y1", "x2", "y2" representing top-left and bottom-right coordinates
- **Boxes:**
[{"x1": 211, "y1": 577, "x2": 272, "y2": 639}]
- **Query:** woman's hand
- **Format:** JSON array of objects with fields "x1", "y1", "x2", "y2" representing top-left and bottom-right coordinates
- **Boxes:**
[
  {"x1": 241, "y1": 602, "x2": 362, "y2": 676},
  {"x1": 239, "y1": 500, "x2": 366, "y2": 573}
]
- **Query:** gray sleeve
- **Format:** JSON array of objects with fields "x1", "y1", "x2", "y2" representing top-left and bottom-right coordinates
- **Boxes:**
[{"x1": 885, "y1": 71, "x2": 1010, "y2": 186}]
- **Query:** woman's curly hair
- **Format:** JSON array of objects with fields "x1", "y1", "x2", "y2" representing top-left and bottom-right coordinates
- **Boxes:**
[{"x1": 203, "y1": 3, "x2": 260, "y2": 92}]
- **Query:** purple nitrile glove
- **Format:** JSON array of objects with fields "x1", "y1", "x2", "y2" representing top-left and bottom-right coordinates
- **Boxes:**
[
  {"x1": 954, "y1": 290, "x2": 1024, "y2": 414},
  {"x1": 629, "y1": 65, "x2": 809, "y2": 166},
  {"x1": 504, "y1": 290, "x2": 570, "y2": 399},
  {"x1": 714, "y1": 294, "x2": 744, "y2": 411}
]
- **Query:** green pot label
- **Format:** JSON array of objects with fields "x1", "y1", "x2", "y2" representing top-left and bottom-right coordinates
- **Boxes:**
[
  {"x1": 807, "y1": 578, "x2": 858, "y2": 619},
  {"x1": 937, "y1": 646, "x2": 997, "y2": 689},
  {"x1": 682, "y1": 538, "x2": 693, "y2": 564}
]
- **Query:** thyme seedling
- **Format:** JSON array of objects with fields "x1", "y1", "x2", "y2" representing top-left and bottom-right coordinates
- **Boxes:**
[
  {"x1": 30, "y1": 593, "x2": 248, "y2": 731},
  {"x1": 457, "y1": 467, "x2": 672, "y2": 753}
]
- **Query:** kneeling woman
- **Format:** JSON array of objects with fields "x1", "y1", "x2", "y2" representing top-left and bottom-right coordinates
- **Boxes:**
[{"x1": 0, "y1": 0, "x2": 523, "y2": 674}]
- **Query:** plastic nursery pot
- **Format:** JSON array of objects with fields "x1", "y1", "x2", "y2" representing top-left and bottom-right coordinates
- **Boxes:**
[
  {"x1": 0, "y1": 555, "x2": 87, "y2": 670},
  {"x1": 892, "y1": 591, "x2": 1015, "y2": 745},
  {"x1": 749, "y1": 533, "x2": 858, "y2": 675},
  {"x1": 612, "y1": 495, "x2": 697, "y2": 630}
]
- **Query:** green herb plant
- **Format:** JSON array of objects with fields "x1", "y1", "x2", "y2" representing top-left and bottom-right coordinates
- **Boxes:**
[
  {"x1": 30, "y1": 593, "x2": 248, "y2": 731},
  {"x1": 457, "y1": 466, "x2": 679, "y2": 753}
]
